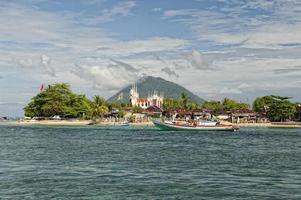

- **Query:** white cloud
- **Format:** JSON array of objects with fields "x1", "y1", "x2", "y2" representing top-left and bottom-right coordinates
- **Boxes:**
[
  {"x1": 12, "y1": 54, "x2": 56, "y2": 77},
  {"x1": 0, "y1": 2, "x2": 67, "y2": 43},
  {"x1": 72, "y1": 59, "x2": 140, "y2": 90},
  {"x1": 185, "y1": 50, "x2": 213, "y2": 70},
  {"x1": 95, "y1": 37, "x2": 189, "y2": 56},
  {"x1": 243, "y1": 24, "x2": 301, "y2": 48},
  {"x1": 163, "y1": 1, "x2": 301, "y2": 48},
  {"x1": 152, "y1": 7, "x2": 162, "y2": 12},
  {"x1": 0, "y1": 1, "x2": 190, "y2": 88},
  {"x1": 2, "y1": 0, "x2": 301, "y2": 116},
  {"x1": 220, "y1": 87, "x2": 242, "y2": 94},
  {"x1": 85, "y1": 1, "x2": 136, "y2": 24}
]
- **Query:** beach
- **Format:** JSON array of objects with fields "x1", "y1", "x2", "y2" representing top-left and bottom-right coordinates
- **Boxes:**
[
  {"x1": 17, "y1": 120, "x2": 92, "y2": 126},
  {"x1": 238, "y1": 122, "x2": 301, "y2": 128},
  {"x1": 13, "y1": 120, "x2": 301, "y2": 128},
  {"x1": 16, "y1": 120, "x2": 154, "y2": 127}
]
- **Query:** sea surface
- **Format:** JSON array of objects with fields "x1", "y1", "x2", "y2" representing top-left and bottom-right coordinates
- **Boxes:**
[{"x1": 0, "y1": 124, "x2": 301, "y2": 200}]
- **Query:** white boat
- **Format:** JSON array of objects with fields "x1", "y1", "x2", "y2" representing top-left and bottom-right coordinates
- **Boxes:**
[{"x1": 153, "y1": 120, "x2": 239, "y2": 131}]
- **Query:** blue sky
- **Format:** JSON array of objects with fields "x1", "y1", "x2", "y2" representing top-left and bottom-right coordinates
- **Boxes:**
[{"x1": 1, "y1": 0, "x2": 301, "y2": 116}]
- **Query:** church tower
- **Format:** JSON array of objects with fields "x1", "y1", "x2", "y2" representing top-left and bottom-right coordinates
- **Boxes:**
[{"x1": 130, "y1": 84, "x2": 139, "y2": 106}]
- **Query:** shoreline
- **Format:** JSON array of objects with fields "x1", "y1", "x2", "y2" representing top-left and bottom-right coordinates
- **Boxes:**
[
  {"x1": 2, "y1": 120, "x2": 301, "y2": 128},
  {"x1": 17, "y1": 120, "x2": 92, "y2": 126},
  {"x1": 15, "y1": 120, "x2": 154, "y2": 127},
  {"x1": 237, "y1": 123, "x2": 301, "y2": 128}
]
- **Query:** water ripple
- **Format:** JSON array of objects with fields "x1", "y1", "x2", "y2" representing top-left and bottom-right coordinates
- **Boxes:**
[{"x1": 0, "y1": 125, "x2": 301, "y2": 199}]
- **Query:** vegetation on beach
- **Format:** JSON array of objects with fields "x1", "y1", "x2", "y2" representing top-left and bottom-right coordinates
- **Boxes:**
[
  {"x1": 163, "y1": 92, "x2": 200, "y2": 110},
  {"x1": 24, "y1": 83, "x2": 128, "y2": 120},
  {"x1": 253, "y1": 95, "x2": 297, "y2": 121},
  {"x1": 24, "y1": 83, "x2": 93, "y2": 119},
  {"x1": 24, "y1": 83, "x2": 300, "y2": 122},
  {"x1": 202, "y1": 98, "x2": 250, "y2": 113},
  {"x1": 91, "y1": 96, "x2": 109, "y2": 119}
]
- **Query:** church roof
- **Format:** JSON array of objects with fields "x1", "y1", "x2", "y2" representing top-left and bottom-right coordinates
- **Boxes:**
[
  {"x1": 145, "y1": 105, "x2": 163, "y2": 113},
  {"x1": 137, "y1": 98, "x2": 147, "y2": 103}
]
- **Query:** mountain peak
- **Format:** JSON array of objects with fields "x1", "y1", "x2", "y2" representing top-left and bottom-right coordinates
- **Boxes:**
[
  {"x1": 137, "y1": 75, "x2": 163, "y2": 82},
  {"x1": 108, "y1": 76, "x2": 205, "y2": 103}
]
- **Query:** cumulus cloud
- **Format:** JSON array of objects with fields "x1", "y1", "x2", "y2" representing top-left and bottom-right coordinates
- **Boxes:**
[
  {"x1": 13, "y1": 54, "x2": 56, "y2": 77},
  {"x1": 2, "y1": 0, "x2": 301, "y2": 117},
  {"x1": 72, "y1": 59, "x2": 139, "y2": 90},
  {"x1": 40, "y1": 54, "x2": 56, "y2": 77},
  {"x1": 0, "y1": 1, "x2": 190, "y2": 84},
  {"x1": 185, "y1": 50, "x2": 214, "y2": 70}
]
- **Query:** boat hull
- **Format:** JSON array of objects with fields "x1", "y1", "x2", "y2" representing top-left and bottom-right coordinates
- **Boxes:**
[{"x1": 153, "y1": 120, "x2": 238, "y2": 131}]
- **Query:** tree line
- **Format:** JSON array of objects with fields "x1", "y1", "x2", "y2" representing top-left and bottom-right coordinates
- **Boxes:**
[
  {"x1": 24, "y1": 83, "x2": 127, "y2": 119},
  {"x1": 24, "y1": 83, "x2": 300, "y2": 122}
]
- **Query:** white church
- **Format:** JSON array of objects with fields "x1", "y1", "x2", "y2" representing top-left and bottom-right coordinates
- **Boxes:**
[{"x1": 130, "y1": 84, "x2": 164, "y2": 109}]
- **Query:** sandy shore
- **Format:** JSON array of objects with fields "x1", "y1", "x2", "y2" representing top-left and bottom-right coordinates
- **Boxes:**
[
  {"x1": 18, "y1": 120, "x2": 92, "y2": 126},
  {"x1": 10, "y1": 120, "x2": 301, "y2": 128},
  {"x1": 236, "y1": 123, "x2": 301, "y2": 128},
  {"x1": 17, "y1": 120, "x2": 154, "y2": 127},
  {"x1": 129, "y1": 122, "x2": 154, "y2": 127},
  {"x1": 218, "y1": 120, "x2": 301, "y2": 128}
]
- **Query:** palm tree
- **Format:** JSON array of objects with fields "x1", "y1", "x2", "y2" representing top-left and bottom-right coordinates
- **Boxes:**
[
  {"x1": 92, "y1": 95, "x2": 108, "y2": 118},
  {"x1": 180, "y1": 92, "x2": 190, "y2": 109}
]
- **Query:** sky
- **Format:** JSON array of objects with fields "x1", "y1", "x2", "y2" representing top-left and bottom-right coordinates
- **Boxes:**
[{"x1": 1, "y1": 0, "x2": 301, "y2": 116}]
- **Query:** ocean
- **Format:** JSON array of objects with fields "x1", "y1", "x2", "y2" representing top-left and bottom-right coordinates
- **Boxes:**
[{"x1": 0, "y1": 124, "x2": 300, "y2": 199}]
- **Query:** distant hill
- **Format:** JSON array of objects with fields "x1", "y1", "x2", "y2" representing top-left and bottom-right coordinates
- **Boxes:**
[{"x1": 108, "y1": 76, "x2": 205, "y2": 104}]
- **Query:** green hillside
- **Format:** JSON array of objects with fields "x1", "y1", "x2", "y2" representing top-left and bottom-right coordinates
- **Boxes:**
[{"x1": 108, "y1": 76, "x2": 205, "y2": 104}]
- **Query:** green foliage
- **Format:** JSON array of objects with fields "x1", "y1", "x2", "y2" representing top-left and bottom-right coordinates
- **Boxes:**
[
  {"x1": 253, "y1": 96, "x2": 275, "y2": 112},
  {"x1": 24, "y1": 83, "x2": 92, "y2": 118},
  {"x1": 128, "y1": 114, "x2": 136, "y2": 122},
  {"x1": 117, "y1": 110, "x2": 125, "y2": 118},
  {"x1": 222, "y1": 98, "x2": 238, "y2": 111},
  {"x1": 268, "y1": 101, "x2": 296, "y2": 121},
  {"x1": 187, "y1": 102, "x2": 200, "y2": 110},
  {"x1": 132, "y1": 106, "x2": 143, "y2": 113},
  {"x1": 253, "y1": 95, "x2": 297, "y2": 121},
  {"x1": 163, "y1": 98, "x2": 180, "y2": 110},
  {"x1": 222, "y1": 98, "x2": 250, "y2": 111},
  {"x1": 179, "y1": 92, "x2": 190, "y2": 109},
  {"x1": 202, "y1": 101, "x2": 223, "y2": 113},
  {"x1": 163, "y1": 93, "x2": 201, "y2": 110},
  {"x1": 65, "y1": 94, "x2": 92, "y2": 119},
  {"x1": 107, "y1": 101, "x2": 126, "y2": 111},
  {"x1": 296, "y1": 103, "x2": 301, "y2": 121},
  {"x1": 24, "y1": 100, "x2": 41, "y2": 118},
  {"x1": 202, "y1": 98, "x2": 250, "y2": 113},
  {"x1": 106, "y1": 100, "x2": 128, "y2": 118},
  {"x1": 91, "y1": 95, "x2": 109, "y2": 119}
]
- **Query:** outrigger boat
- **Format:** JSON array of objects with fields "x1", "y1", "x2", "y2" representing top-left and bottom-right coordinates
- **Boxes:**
[{"x1": 153, "y1": 120, "x2": 239, "y2": 131}]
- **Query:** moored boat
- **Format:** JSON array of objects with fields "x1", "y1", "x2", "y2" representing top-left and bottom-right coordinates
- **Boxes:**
[{"x1": 153, "y1": 120, "x2": 239, "y2": 131}]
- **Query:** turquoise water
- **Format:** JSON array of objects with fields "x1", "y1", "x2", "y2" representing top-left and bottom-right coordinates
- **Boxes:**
[{"x1": 0, "y1": 124, "x2": 301, "y2": 199}]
